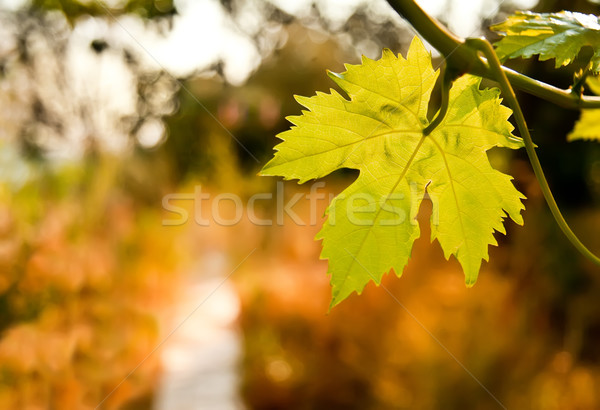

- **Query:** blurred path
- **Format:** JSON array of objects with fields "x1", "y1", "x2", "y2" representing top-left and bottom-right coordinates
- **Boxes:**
[{"x1": 154, "y1": 251, "x2": 245, "y2": 410}]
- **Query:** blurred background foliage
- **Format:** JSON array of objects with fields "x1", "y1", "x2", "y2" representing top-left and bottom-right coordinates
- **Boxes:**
[
  {"x1": 30, "y1": 0, "x2": 176, "y2": 20},
  {"x1": 0, "y1": 0, "x2": 599, "y2": 409}
]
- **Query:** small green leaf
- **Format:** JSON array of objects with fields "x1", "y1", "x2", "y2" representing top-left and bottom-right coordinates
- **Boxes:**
[
  {"x1": 587, "y1": 75, "x2": 600, "y2": 95},
  {"x1": 568, "y1": 76, "x2": 600, "y2": 142},
  {"x1": 261, "y1": 37, "x2": 526, "y2": 307},
  {"x1": 491, "y1": 11, "x2": 600, "y2": 73},
  {"x1": 569, "y1": 110, "x2": 600, "y2": 141}
]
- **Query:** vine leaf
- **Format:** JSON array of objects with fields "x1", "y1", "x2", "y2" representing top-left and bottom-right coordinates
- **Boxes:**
[
  {"x1": 261, "y1": 37, "x2": 526, "y2": 307},
  {"x1": 491, "y1": 11, "x2": 600, "y2": 73},
  {"x1": 569, "y1": 110, "x2": 600, "y2": 141},
  {"x1": 587, "y1": 75, "x2": 600, "y2": 95},
  {"x1": 569, "y1": 76, "x2": 600, "y2": 142}
]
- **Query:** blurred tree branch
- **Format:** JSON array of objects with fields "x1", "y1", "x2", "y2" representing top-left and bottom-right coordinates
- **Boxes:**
[{"x1": 29, "y1": 0, "x2": 176, "y2": 21}]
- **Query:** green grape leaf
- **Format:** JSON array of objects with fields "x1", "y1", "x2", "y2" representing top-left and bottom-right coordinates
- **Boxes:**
[
  {"x1": 491, "y1": 11, "x2": 600, "y2": 73},
  {"x1": 568, "y1": 110, "x2": 600, "y2": 141},
  {"x1": 261, "y1": 37, "x2": 526, "y2": 307},
  {"x1": 587, "y1": 75, "x2": 600, "y2": 95},
  {"x1": 568, "y1": 76, "x2": 600, "y2": 142}
]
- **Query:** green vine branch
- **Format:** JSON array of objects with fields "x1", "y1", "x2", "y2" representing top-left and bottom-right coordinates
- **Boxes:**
[
  {"x1": 384, "y1": 0, "x2": 600, "y2": 265},
  {"x1": 465, "y1": 37, "x2": 600, "y2": 266},
  {"x1": 386, "y1": 0, "x2": 600, "y2": 109}
]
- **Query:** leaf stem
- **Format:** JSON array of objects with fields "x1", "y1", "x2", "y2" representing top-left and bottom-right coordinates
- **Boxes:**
[
  {"x1": 465, "y1": 37, "x2": 600, "y2": 267},
  {"x1": 386, "y1": 0, "x2": 600, "y2": 109},
  {"x1": 424, "y1": 64, "x2": 453, "y2": 136},
  {"x1": 571, "y1": 65, "x2": 591, "y2": 97}
]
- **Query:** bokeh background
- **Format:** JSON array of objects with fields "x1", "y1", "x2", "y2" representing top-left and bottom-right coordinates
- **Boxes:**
[{"x1": 0, "y1": 0, "x2": 599, "y2": 408}]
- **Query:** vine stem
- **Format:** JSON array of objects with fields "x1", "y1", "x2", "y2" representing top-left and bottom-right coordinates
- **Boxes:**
[
  {"x1": 465, "y1": 37, "x2": 600, "y2": 267},
  {"x1": 385, "y1": 0, "x2": 600, "y2": 109}
]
